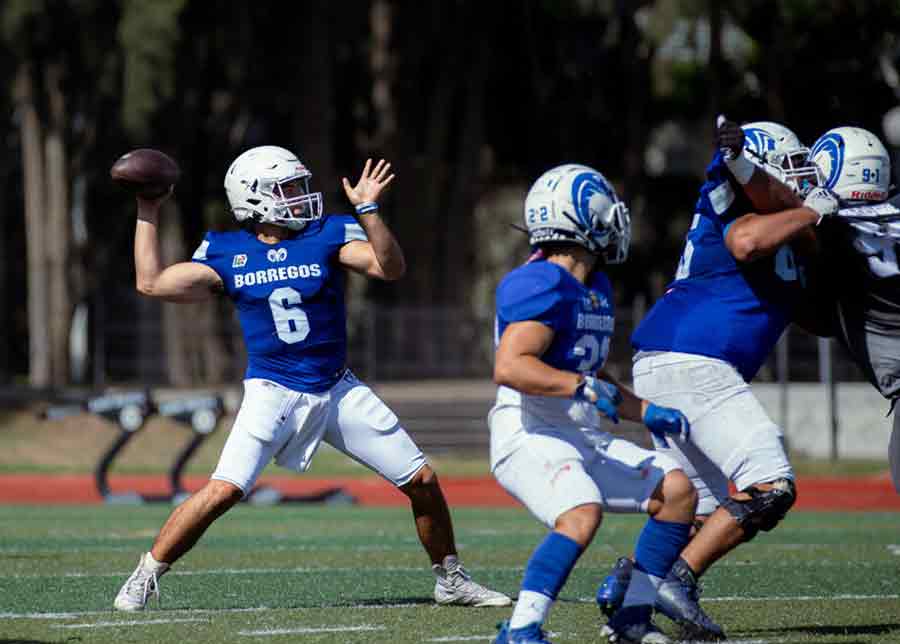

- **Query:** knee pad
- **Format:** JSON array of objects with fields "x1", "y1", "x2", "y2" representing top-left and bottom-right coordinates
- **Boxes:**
[{"x1": 721, "y1": 478, "x2": 796, "y2": 541}]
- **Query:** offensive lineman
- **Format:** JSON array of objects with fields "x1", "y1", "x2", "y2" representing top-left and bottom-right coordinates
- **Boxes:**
[
  {"x1": 595, "y1": 120, "x2": 840, "y2": 639},
  {"x1": 490, "y1": 164, "x2": 698, "y2": 644},
  {"x1": 114, "y1": 147, "x2": 510, "y2": 610}
]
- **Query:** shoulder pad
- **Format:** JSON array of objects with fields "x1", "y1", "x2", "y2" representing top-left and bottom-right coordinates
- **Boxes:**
[
  {"x1": 838, "y1": 201, "x2": 900, "y2": 220},
  {"x1": 191, "y1": 231, "x2": 223, "y2": 261},
  {"x1": 319, "y1": 213, "x2": 367, "y2": 244},
  {"x1": 497, "y1": 262, "x2": 564, "y2": 323}
]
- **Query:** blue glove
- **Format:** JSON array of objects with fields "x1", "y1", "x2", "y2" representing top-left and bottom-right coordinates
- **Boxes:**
[
  {"x1": 574, "y1": 376, "x2": 623, "y2": 424},
  {"x1": 643, "y1": 403, "x2": 690, "y2": 447}
]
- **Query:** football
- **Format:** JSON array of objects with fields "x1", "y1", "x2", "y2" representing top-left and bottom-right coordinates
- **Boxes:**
[{"x1": 110, "y1": 148, "x2": 181, "y2": 199}]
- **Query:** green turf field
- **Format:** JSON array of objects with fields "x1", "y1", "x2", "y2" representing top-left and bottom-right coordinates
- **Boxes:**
[{"x1": 1, "y1": 506, "x2": 898, "y2": 643}]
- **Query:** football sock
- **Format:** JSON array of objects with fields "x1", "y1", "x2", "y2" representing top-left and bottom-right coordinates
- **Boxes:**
[
  {"x1": 510, "y1": 531, "x2": 582, "y2": 628},
  {"x1": 143, "y1": 552, "x2": 169, "y2": 575},
  {"x1": 623, "y1": 517, "x2": 691, "y2": 608}
]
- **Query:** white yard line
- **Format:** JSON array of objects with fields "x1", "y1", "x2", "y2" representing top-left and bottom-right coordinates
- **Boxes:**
[
  {"x1": 577, "y1": 593, "x2": 900, "y2": 604},
  {"x1": 9, "y1": 565, "x2": 524, "y2": 579},
  {"x1": 704, "y1": 593, "x2": 900, "y2": 602},
  {"x1": 0, "y1": 607, "x2": 272, "y2": 620},
  {"x1": 239, "y1": 625, "x2": 385, "y2": 636},
  {"x1": 4, "y1": 593, "x2": 899, "y2": 622},
  {"x1": 52, "y1": 617, "x2": 208, "y2": 629},
  {"x1": 6, "y1": 557, "x2": 892, "y2": 580}
]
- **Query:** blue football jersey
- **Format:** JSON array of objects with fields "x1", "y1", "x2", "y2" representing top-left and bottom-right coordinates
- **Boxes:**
[
  {"x1": 495, "y1": 260, "x2": 615, "y2": 375},
  {"x1": 191, "y1": 214, "x2": 367, "y2": 392},
  {"x1": 632, "y1": 151, "x2": 806, "y2": 381}
]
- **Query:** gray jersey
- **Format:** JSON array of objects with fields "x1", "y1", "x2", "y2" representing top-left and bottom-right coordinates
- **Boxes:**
[{"x1": 818, "y1": 195, "x2": 900, "y2": 399}]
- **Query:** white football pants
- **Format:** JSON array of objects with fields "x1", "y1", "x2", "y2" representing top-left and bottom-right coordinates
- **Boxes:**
[
  {"x1": 212, "y1": 370, "x2": 427, "y2": 493},
  {"x1": 490, "y1": 407, "x2": 679, "y2": 528},
  {"x1": 632, "y1": 351, "x2": 794, "y2": 516}
]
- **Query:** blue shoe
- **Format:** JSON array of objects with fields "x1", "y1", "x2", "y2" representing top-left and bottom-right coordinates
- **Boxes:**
[
  {"x1": 655, "y1": 560, "x2": 726, "y2": 641},
  {"x1": 600, "y1": 605, "x2": 671, "y2": 644},
  {"x1": 493, "y1": 619, "x2": 553, "y2": 644},
  {"x1": 596, "y1": 557, "x2": 633, "y2": 617}
]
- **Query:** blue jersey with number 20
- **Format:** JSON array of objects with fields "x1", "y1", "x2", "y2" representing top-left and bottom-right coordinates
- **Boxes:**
[
  {"x1": 632, "y1": 151, "x2": 806, "y2": 381},
  {"x1": 191, "y1": 214, "x2": 367, "y2": 392},
  {"x1": 495, "y1": 260, "x2": 614, "y2": 375}
]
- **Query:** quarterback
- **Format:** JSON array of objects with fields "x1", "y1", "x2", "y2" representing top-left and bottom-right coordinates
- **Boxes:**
[
  {"x1": 596, "y1": 118, "x2": 839, "y2": 639},
  {"x1": 114, "y1": 147, "x2": 510, "y2": 611},
  {"x1": 491, "y1": 164, "x2": 698, "y2": 644}
]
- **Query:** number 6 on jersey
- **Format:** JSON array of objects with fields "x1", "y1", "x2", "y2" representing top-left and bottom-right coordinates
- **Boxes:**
[{"x1": 269, "y1": 286, "x2": 310, "y2": 343}]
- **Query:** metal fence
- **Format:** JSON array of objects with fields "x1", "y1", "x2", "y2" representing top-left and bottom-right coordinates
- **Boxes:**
[{"x1": 90, "y1": 289, "x2": 868, "y2": 388}]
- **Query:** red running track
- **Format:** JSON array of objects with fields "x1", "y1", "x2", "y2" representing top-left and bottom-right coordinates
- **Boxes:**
[{"x1": 0, "y1": 474, "x2": 898, "y2": 510}]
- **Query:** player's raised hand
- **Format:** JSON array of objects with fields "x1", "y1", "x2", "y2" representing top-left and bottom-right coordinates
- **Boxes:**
[
  {"x1": 716, "y1": 114, "x2": 744, "y2": 161},
  {"x1": 342, "y1": 158, "x2": 395, "y2": 207},
  {"x1": 643, "y1": 403, "x2": 690, "y2": 447}
]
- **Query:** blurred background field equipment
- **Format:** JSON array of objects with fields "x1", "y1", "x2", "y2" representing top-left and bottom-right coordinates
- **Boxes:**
[
  {"x1": 39, "y1": 390, "x2": 355, "y2": 506},
  {"x1": 42, "y1": 390, "x2": 222, "y2": 504}
]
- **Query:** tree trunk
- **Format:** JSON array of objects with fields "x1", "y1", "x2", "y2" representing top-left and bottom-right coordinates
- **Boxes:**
[
  {"x1": 44, "y1": 62, "x2": 71, "y2": 387},
  {"x1": 159, "y1": 203, "x2": 192, "y2": 386},
  {"x1": 14, "y1": 63, "x2": 51, "y2": 388}
]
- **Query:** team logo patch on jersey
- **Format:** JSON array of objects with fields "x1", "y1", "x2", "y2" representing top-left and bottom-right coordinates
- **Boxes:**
[
  {"x1": 583, "y1": 292, "x2": 609, "y2": 310},
  {"x1": 232, "y1": 254, "x2": 248, "y2": 268},
  {"x1": 267, "y1": 248, "x2": 288, "y2": 263}
]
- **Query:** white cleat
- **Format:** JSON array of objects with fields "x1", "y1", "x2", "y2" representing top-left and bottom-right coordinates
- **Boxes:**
[
  {"x1": 114, "y1": 553, "x2": 168, "y2": 611},
  {"x1": 433, "y1": 555, "x2": 511, "y2": 607}
]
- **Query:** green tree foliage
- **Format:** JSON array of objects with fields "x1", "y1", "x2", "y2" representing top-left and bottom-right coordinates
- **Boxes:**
[
  {"x1": 118, "y1": 0, "x2": 187, "y2": 139},
  {"x1": 3, "y1": 0, "x2": 900, "y2": 384}
]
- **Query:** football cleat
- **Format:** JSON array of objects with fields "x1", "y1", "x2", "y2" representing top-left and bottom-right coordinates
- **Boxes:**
[
  {"x1": 433, "y1": 555, "x2": 512, "y2": 607},
  {"x1": 596, "y1": 557, "x2": 633, "y2": 617},
  {"x1": 655, "y1": 560, "x2": 726, "y2": 641},
  {"x1": 113, "y1": 553, "x2": 168, "y2": 611},
  {"x1": 600, "y1": 605, "x2": 671, "y2": 644},
  {"x1": 493, "y1": 620, "x2": 553, "y2": 644}
]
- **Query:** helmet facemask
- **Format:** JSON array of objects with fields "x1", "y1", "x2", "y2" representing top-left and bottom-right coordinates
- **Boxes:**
[
  {"x1": 768, "y1": 148, "x2": 824, "y2": 196},
  {"x1": 600, "y1": 201, "x2": 631, "y2": 264},
  {"x1": 251, "y1": 173, "x2": 323, "y2": 230}
]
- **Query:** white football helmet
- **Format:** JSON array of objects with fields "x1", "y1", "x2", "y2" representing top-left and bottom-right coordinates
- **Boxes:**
[
  {"x1": 524, "y1": 164, "x2": 631, "y2": 264},
  {"x1": 810, "y1": 126, "x2": 891, "y2": 203},
  {"x1": 224, "y1": 145, "x2": 323, "y2": 230},
  {"x1": 742, "y1": 121, "x2": 822, "y2": 194}
]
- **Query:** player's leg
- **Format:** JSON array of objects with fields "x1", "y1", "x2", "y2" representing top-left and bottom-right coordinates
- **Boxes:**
[
  {"x1": 322, "y1": 371, "x2": 510, "y2": 607},
  {"x1": 590, "y1": 438, "x2": 695, "y2": 644},
  {"x1": 677, "y1": 391, "x2": 795, "y2": 576},
  {"x1": 491, "y1": 429, "x2": 604, "y2": 644},
  {"x1": 637, "y1": 353, "x2": 791, "y2": 638},
  {"x1": 114, "y1": 379, "x2": 304, "y2": 611},
  {"x1": 596, "y1": 435, "x2": 725, "y2": 616},
  {"x1": 644, "y1": 442, "x2": 729, "y2": 640},
  {"x1": 398, "y1": 463, "x2": 457, "y2": 565}
]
